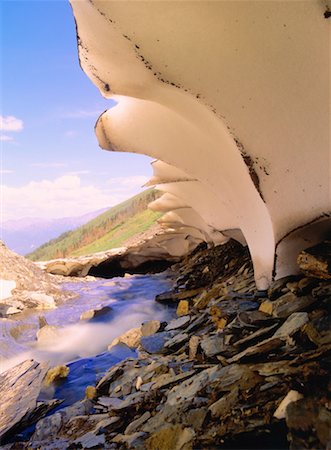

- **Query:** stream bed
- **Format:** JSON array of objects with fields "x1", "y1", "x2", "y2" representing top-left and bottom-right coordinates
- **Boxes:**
[{"x1": 0, "y1": 272, "x2": 174, "y2": 407}]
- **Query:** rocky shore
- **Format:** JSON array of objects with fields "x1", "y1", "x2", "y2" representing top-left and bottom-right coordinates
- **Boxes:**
[
  {"x1": 1, "y1": 240, "x2": 330, "y2": 449},
  {"x1": 0, "y1": 241, "x2": 78, "y2": 316}
]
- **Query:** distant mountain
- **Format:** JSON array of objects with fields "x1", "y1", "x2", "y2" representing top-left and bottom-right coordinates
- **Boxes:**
[
  {"x1": 26, "y1": 189, "x2": 162, "y2": 262},
  {"x1": 1, "y1": 208, "x2": 109, "y2": 255}
]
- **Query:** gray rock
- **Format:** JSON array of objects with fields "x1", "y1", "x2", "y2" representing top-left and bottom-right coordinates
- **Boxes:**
[
  {"x1": 73, "y1": 431, "x2": 106, "y2": 448},
  {"x1": 0, "y1": 359, "x2": 49, "y2": 440},
  {"x1": 97, "y1": 396, "x2": 124, "y2": 409},
  {"x1": 273, "y1": 312, "x2": 309, "y2": 338},
  {"x1": 80, "y1": 305, "x2": 112, "y2": 321},
  {"x1": 32, "y1": 400, "x2": 92, "y2": 441},
  {"x1": 112, "y1": 431, "x2": 147, "y2": 449},
  {"x1": 184, "y1": 408, "x2": 207, "y2": 430},
  {"x1": 164, "y1": 333, "x2": 189, "y2": 349},
  {"x1": 165, "y1": 315, "x2": 191, "y2": 331},
  {"x1": 272, "y1": 292, "x2": 316, "y2": 318},
  {"x1": 125, "y1": 411, "x2": 151, "y2": 435},
  {"x1": 200, "y1": 334, "x2": 226, "y2": 357},
  {"x1": 227, "y1": 337, "x2": 283, "y2": 363},
  {"x1": 140, "y1": 331, "x2": 174, "y2": 354},
  {"x1": 141, "y1": 320, "x2": 161, "y2": 336},
  {"x1": 152, "y1": 370, "x2": 196, "y2": 390},
  {"x1": 166, "y1": 365, "x2": 224, "y2": 407},
  {"x1": 209, "y1": 388, "x2": 238, "y2": 418}
]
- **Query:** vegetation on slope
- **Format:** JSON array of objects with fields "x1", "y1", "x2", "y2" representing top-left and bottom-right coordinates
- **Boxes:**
[{"x1": 27, "y1": 189, "x2": 162, "y2": 261}]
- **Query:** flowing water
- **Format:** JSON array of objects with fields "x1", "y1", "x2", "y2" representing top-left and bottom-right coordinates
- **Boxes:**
[{"x1": 0, "y1": 272, "x2": 174, "y2": 406}]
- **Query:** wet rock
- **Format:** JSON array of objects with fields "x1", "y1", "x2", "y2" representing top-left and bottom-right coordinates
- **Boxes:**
[
  {"x1": 165, "y1": 315, "x2": 190, "y2": 331},
  {"x1": 36, "y1": 325, "x2": 64, "y2": 345},
  {"x1": 32, "y1": 399, "x2": 93, "y2": 441},
  {"x1": 141, "y1": 320, "x2": 161, "y2": 336},
  {"x1": 297, "y1": 241, "x2": 331, "y2": 279},
  {"x1": 109, "y1": 326, "x2": 142, "y2": 349},
  {"x1": 177, "y1": 300, "x2": 189, "y2": 316},
  {"x1": 155, "y1": 289, "x2": 202, "y2": 304},
  {"x1": 80, "y1": 305, "x2": 112, "y2": 321},
  {"x1": 140, "y1": 331, "x2": 174, "y2": 354},
  {"x1": 146, "y1": 425, "x2": 195, "y2": 450},
  {"x1": 85, "y1": 385, "x2": 97, "y2": 400},
  {"x1": 0, "y1": 359, "x2": 49, "y2": 442},
  {"x1": 44, "y1": 365, "x2": 70, "y2": 386}
]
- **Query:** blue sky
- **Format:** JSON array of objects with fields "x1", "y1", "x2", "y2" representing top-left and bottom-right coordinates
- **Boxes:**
[{"x1": 0, "y1": 0, "x2": 152, "y2": 221}]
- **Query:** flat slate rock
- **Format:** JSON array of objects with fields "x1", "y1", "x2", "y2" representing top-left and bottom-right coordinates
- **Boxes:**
[
  {"x1": 140, "y1": 331, "x2": 175, "y2": 354},
  {"x1": 165, "y1": 315, "x2": 191, "y2": 331},
  {"x1": 0, "y1": 359, "x2": 49, "y2": 441}
]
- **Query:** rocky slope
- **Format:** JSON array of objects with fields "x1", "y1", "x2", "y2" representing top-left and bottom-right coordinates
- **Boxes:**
[
  {"x1": 1, "y1": 240, "x2": 330, "y2": 449},
  {"x1": 0, "y1": 241, "x2": 75, "y2": 315}
]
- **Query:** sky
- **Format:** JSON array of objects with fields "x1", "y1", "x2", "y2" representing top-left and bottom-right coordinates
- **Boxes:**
[{"x1": 0, "y1": 0, "x2": 153, "y2": 221}]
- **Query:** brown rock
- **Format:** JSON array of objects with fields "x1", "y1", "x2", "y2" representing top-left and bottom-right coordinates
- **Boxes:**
[
  {"x1": 297, "y1": 242, "x2": 331, "y2": 279},
  {"x1": 146, "y1": 425, "x2": 195, "y2": 450},
  {"x1": 44, "y1": 365, "x2": 70, "y2": 386},
  {"x1": 177, "y1": 300, "x2": 189, "y2": 316},
  {"x1": 141, "y1": 320, "x2": 161, "y2": 336},
  {"x1": 85, "y1": 386, "x2": 97, "y2": 400}
]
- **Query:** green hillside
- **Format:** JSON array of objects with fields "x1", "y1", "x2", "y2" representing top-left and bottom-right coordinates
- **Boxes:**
[{"x1": 27, "y1": 189, "x2": 162, "y2": 261}]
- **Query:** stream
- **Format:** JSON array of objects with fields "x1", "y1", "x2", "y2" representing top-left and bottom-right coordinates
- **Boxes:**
[{"x1": 0, "y1": 272, "x2": 174, "y2": 407}]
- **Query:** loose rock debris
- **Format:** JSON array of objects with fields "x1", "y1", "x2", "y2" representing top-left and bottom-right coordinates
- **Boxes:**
[{"x1": 1, "y1": 240, "x2": 330, "y2": 449}]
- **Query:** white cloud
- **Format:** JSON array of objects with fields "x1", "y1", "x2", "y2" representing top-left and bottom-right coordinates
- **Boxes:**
[
  {"x1": 0, "y1": 170, "x2": 14, "y2": 174},
  {"x1": 0, "y1": 135, "x2": 14, "y2": 142},
  {"x1": 0, "y1": 115, "x2": 24, "y2": 132},
  {"x1": 30, "y1": 162, "x2": 67, "y2": 168},
  {"x1": 107, "y1": 175, "x2": 149, "y2": 190},
  {"x1": 1, "y1": 175, "x2": 148, "y2": 220}
]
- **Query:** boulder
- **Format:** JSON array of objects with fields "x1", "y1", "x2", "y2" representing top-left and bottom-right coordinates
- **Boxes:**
[
  {"x1": 0, "y1": 359, "x2": 49, "y2": 441},
  {"x1": 141, "y1": 320, "x2": 161, "y2": 336},
  {"x1": 80, "y1": 305, "x2": 112, "y2": 321},
  {"x1": 44, "y1": 365, "x2": 70, "y2": 386},
  {"x1": 109, "y1": 326, "x2": 142, "y2": 349},
  {"x1": 140, "y1": 332, "x2": 174, "y2": 354},
  {"x1": 37, "y1": 325, "x2": 64, "y2": 345}
]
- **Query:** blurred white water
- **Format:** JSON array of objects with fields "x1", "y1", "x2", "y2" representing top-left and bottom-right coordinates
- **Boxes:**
[{"x1": 0, "y1": 273, "x2": 173, "y2": 374}]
